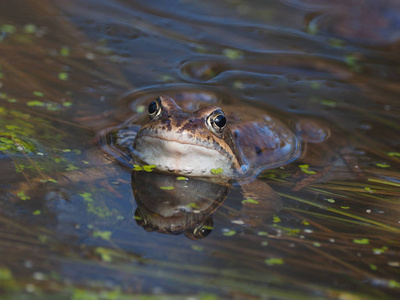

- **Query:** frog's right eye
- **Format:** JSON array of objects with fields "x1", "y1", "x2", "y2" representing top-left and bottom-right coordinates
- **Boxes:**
[
  {"x1": 148, "y1": 97, "x2": 162, "y2": 119},
  {"x1": 184, "y1": 216, "x2": 214, "y2": 240}
]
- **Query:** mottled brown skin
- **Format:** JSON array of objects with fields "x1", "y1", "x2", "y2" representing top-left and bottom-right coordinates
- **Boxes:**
[
  {"x1": 133, "y1": 95, "x2": 300, "y2": 178},
  {"x1": 134, "y1": 96, "x2": 243, "y2": 173}
]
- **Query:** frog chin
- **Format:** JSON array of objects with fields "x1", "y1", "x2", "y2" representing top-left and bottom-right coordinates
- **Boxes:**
[{"x1": 133, "y1": 136, "x2": 234, "y2": 177}]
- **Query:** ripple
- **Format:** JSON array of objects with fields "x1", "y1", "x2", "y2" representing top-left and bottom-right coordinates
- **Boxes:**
[{"x1": 304, "y1": 1, "x2": 400, "y2": 45}]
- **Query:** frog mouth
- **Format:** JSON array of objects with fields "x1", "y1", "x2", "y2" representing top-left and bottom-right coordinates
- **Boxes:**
[{"x1": 132, "y1": 135, "x2": 235, "y2": 177}]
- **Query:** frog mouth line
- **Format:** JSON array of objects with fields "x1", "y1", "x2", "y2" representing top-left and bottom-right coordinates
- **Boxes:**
[
  {"x1": 136, "y1": 134, "x2": 234, "y2": 161},
  {"x1": 133, "y1": 135, "x2": 238, "y2": 176}
]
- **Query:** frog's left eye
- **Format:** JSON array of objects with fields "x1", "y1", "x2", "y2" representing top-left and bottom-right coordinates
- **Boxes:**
[
  {"x1": 148, "y1": 97, "x2": 162, "y2": 119},
  {"x1": 207, "y1": 109, "x2": 227, "y2": 134}
]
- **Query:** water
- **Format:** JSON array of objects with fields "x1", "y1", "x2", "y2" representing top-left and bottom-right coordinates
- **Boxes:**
[{"x1": 0, "y1": 0, "x2": 399, "y2": 298}]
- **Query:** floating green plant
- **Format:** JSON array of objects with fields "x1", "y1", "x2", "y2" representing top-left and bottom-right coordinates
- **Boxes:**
[
  {"x1": 242, "y1": 198, "x2": 259, "y2": 204},
  {"x1": 160, "y1": 186, "x2": 174, "y2": 190},
  {"x1": 222, "y1": 230, "x2": 236, "y2": 237},
  {"x1": 211, "y1": 167, "x2": 223, "y2": 175},
  {"x1": 264, "y1": 258, "x2": 284, "y2": 266}
]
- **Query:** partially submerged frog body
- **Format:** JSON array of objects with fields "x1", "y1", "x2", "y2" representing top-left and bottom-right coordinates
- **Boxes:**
[{"x1": 132, "y1": 95, "x2": 301, "y2": 179}]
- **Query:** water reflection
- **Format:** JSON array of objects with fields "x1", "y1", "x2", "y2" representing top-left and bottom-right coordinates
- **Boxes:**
[
  {"x1": 132, "y1": 170, "x2": 281, "y2": 239},
  {"x1": 132, "y1": 171, "x2": 227, "y2": 239}
]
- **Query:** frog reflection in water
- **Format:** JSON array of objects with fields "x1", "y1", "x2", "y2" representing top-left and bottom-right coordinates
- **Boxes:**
[
  {"x1": 103, "y1": 93, "x2": 331, "y2": 238},
  {"x1": 132, "y1": 171, "x2": 230, "y2": 239}
]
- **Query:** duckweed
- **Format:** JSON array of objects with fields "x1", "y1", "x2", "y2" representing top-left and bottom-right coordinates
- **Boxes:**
[
  {"x1": 257, "y1": 232, "x2": 268, "y2": 236},
  {"x1": 388, "y1": 280, "x2": 400, "y2": 288},
  {"x1": 160, "y1": 186, "x2": 174, "y2": 190},
  {"x1": 320, "y1": 99, "x2": 337, "y2": 108},
  {"x1": 264, "y1": 258, "x2": 284, "y2": 266},
  {"x1": 345, "y1": 54, "x2": 362, "y2": 72},
  {"x1": 376, "y1": 163, "x2": 390, "y2": 168},
  {"x1": 32, "y1": 91, "x2": 44, "y2": 97},
  {"x1": 27, "y1": 100, "x2": 45, "y2": 107},
  {"x1": 353, "y1": 238, "x2": 370, "y2": 245},
  {"x1": 373, "y1": 246, "x2": 388, "y2": 255},
  {"x1": 222, "y1": 48, "x2": 243, "y2": 60},
  {"x1": 185, "y1": 202, "x2": 199, "y2": 209},
  {"x1": 23, "y1": 24, "x2": 37, "y2": 34},
  {"x1": 0, "y1": 268, "x2": 13, "y2": 280},
  {"x1": 142, "y1": 164, "x2": 157, "y2": 172},
  {"x1": 58, "y1": 72, "x2": 69, "y2": 80},
  {"x1": 133, "y1": 165, "x2": 142, "y2": 171},
  {"x1": 191, "y1": 245, "x2": 204, "y2": 252},
  {"x1": 60, "y1": 46, "x2": 70, "y2": 57},
  {"x1": 273, "y1": 215, "x2": 281, "y2": 223},
  {"x1": 17, "y1": 191, "x2": 30, "y2": 201},
  {"x1": 242, "y1": 198, "x2": 259, "y2": 204},
  {"x1": 299, "y1": 164, "x2": 316, "y2": 175},
  {"x1": 211, "y1": 167, "x2": 223, "y2": 175},
  {"x1": 364, "y1": 187, "x2": 375, "y2": 193},
  {"x1": 222, "y1": 230, "x2": 236, "y2": 236},
  {"x1": 94, "y1": 248, "x2": 113, "y2": 263},
  {"x1": 1, "y1": 24, "x2": 17, "y2": 34}
]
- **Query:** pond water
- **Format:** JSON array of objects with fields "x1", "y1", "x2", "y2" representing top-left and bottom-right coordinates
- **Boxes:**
[{"x1": 0, "y1": 0, "x2": 400, "y2": 299}]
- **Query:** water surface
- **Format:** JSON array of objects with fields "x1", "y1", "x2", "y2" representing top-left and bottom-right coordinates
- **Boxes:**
[{"x1": 0, "y1": 0, "x2": 399, "y2": 298}]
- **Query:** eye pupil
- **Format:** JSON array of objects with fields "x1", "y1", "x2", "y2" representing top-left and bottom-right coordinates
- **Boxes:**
[
  {"x1": 207, "y1": 109, "x2": 227, "y2": 135},
  {"x1": 198, "y1": 227, "x2": 212, "y2": 237},
  {"x1": 214, "y1": 114, "x2": 226, "y2": 128},
  {"x1": 148, "y1": 101, "x2": 158, "y2": 115}
]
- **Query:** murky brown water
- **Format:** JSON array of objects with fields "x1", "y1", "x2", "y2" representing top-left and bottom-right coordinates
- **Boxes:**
[{"x1": 0, "y1": 0, "x2": 399, "y2": 298}]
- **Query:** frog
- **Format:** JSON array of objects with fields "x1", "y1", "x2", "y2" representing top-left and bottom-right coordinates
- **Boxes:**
[
  {"x1": 100, "y1": 90, "x2": 331, "y2": 230},
  {"x1": 103, "y1": 92, "x2": 312, "y2": 178},
  {"x1": 131, "y1": 95, "x2": 302, "y2": 179}
]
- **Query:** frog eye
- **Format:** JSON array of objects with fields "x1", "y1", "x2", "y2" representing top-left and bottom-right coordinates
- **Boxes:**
[
  {"x1": 148, "y1": 97, "x2": 162, "y2": 119},
  {"x1": 207, "y1": 109, "x2": 227, "y2": 134},
  {"x1": 184, "y1": 216, "x2": 213, "y2": 240},
  {"x1": 134, "y1": 209, "x2": 148, "y2": 227},
  {"x1": 194, "y1": 224, "x2": 213, "y2": 238}
]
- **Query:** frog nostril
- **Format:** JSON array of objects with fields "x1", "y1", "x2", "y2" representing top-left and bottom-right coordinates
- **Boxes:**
[{"x1": 255, "y1": 146, "x2": 263, "y2": 156}]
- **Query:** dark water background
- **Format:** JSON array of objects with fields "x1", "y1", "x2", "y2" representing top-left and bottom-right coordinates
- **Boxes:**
[{"x1": 0, "y1": 0, "x2": 399, "y2": 299}]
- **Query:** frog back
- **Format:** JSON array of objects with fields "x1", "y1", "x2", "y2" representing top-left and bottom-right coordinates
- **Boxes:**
[{"x1": 228, "y1": 110, "x2": 301, "y2": 173}]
